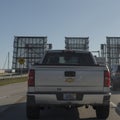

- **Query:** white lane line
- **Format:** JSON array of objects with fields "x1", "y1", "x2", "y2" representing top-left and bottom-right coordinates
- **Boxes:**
[
  {"x1": 111, "y1": 102, "x2": 117, "y2": 107},
  {"x1": 111, "y1": 102, "x2": 120, "y2": 113},
  {"x1": 0, "y1": 96, "x2": 8, "y2": 99}
]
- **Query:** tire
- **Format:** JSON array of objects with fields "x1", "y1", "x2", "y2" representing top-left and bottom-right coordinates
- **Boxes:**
[
  {"x1": 26, "y1": 106, "x2": 40, "y2": 119},
  {"x1": 95, "y1": 104, "x2": 110, "y2": 119}
]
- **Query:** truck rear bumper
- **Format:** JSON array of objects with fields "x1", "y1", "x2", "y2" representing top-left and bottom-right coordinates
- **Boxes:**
[{"x1": 27, "y1": 92, "x2": 111, "y2": 107}]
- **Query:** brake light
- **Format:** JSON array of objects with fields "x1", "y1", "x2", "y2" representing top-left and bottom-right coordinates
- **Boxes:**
[
  {"x1": 104, "y1": 70, "x2": 110, "y2": 87},
  {"x1": 28, "y1": 69, "x2": 35, "y2": 86}
]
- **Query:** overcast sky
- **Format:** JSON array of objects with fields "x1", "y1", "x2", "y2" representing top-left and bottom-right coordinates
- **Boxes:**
[{"x1": 1, "y1": 0, "x2": 120, "y2": 69}]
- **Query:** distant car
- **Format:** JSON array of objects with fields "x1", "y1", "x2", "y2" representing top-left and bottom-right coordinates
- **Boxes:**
[{"x1": 111, "y1": 65, "x2": 120, "y2": 90}]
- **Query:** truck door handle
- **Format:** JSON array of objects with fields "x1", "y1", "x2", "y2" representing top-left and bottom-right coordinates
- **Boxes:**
[{"x1": 64, "y1": 71, "x2": 76, "y2": 77}]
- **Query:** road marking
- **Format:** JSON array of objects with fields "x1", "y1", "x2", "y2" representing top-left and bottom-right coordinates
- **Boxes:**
[
  {"x1": 0, "y1": 96, "x2": 8, "y2": 99},
  {"x1": 111, "y1": 102, "x2": 117, "y2": 107},
  {"x1": 111, "y1": 102, "x2": 120, "y2": 113},
  {"x1": 15, "y1": 96, "x2": 26, "y2": 103}
]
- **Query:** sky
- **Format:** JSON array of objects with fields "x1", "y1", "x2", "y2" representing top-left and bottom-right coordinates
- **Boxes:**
[{"x1": 1, "y1": 0, "x2": 120, "y2": 69}]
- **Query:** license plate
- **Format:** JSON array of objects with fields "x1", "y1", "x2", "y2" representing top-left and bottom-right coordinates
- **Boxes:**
[{"x1": 63, "y1": 93, "x2": 76, "y2": 100}]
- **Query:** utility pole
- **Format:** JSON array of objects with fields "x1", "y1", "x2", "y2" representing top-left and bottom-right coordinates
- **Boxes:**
[{"x1": 8, "y1": 52, "x2": 10, "y2": 69}]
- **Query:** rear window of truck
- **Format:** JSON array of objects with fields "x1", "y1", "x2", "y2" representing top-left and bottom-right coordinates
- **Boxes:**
[{"x1": 42, "y1": 52, "x2": 96, "y2": 66}]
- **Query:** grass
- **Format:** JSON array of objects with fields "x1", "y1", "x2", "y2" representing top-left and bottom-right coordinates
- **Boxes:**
[{"x1": 0, "y1": 76, "x2": 27, "y2": 86}]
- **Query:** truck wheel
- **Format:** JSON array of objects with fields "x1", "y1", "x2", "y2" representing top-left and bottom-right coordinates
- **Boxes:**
[
  {"x1": 26, "y1": 106, "x2": 40, "y2": 119},
  {"x1": 95, "y1": 105, "x2": 110, "y2": 119}
]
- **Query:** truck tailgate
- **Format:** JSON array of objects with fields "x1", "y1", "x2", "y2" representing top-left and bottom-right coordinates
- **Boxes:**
[{"x1": 35, "y1": 66, "x2": 105, "y2": 91}]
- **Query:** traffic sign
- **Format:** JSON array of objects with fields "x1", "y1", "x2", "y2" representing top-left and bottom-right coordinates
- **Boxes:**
[{"x1": 18, "y1": 58, "x2": 25, "y2": 64}]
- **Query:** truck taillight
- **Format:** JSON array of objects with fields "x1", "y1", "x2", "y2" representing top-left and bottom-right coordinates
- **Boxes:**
[
  {"x1": 104, "y1": 70, "x2": 110, "y2": 87},
  {"x1": 28, "y1": 69, "x2": 35, "y2": 86}
]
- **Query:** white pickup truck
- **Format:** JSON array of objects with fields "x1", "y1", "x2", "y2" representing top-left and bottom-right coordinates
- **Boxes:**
[{"x1": 26, "y1": 50, "x2": 111, "y2": 119}]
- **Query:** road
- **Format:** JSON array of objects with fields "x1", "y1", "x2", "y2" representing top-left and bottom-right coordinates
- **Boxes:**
[{"x1": 0, "y1": 82, "x2": 120, "y2": 120}]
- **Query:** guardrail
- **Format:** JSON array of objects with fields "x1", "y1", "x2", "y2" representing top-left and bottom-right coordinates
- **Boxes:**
[{"x1": 0, "y1": 74, "x2": 27, "y2": 80}]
